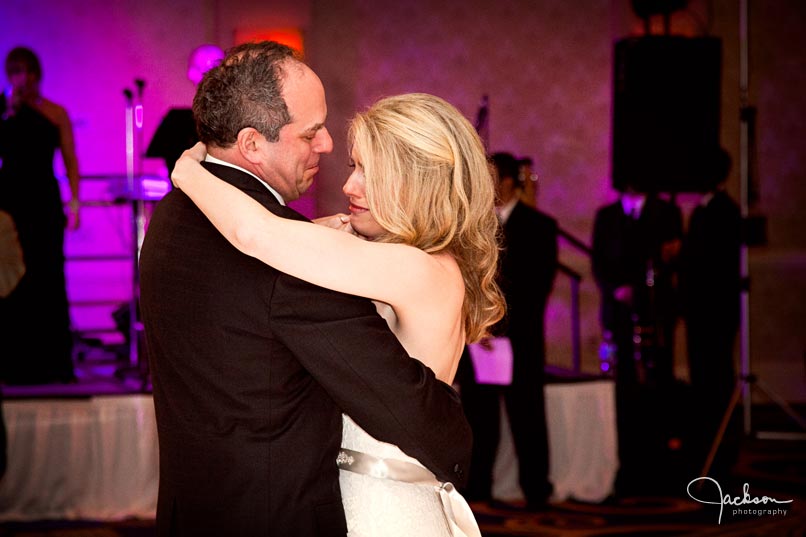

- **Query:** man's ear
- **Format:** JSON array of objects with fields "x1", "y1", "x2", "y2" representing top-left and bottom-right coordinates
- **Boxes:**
[{"x1": 236, "y1": 127, "x2": 262, "y2": 164}]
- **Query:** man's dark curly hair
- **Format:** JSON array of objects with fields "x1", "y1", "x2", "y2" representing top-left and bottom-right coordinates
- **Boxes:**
[{"x1": 193, "y1": 41, "x2": 303, "y2": 147}]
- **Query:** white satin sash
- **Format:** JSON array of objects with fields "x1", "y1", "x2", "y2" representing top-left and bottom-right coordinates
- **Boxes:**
[{"x1": 337, "y1": 448, "x2": 481, "y2": 537}]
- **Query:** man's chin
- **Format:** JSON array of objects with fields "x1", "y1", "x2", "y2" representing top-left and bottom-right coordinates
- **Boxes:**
[{"x1": 296, "y1": 178, "x2": 315, "y2": 196}]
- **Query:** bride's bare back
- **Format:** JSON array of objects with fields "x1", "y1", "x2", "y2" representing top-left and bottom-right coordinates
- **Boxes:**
[{"x1": 370, "y1": 251, "x2": 465, "y2": 383}]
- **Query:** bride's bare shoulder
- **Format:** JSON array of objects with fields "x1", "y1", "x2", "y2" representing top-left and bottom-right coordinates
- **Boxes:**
[{"x1": 397, "y1": 248, "x2": 464, "y2": 305}]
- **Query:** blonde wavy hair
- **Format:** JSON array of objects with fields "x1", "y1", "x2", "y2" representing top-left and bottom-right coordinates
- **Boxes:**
[{"x1": 348, "y1": 93, "x2": 505, "y2": 342}]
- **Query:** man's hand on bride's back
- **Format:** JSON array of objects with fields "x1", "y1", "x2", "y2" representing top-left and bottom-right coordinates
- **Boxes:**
[
  {"x1": 313, "y1": 214, "x2": 359, "y2": 236},
  {"x1": 171, "y1": 142, "x2": 208, "y2": 188}
]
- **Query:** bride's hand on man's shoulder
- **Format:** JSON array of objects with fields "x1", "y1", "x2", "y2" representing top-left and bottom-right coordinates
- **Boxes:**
[
  {"x1": 313, "y1": 214, "x2": 358, "y2": 236},
  {"x1": 171, "y1": 142, "x2": 207, "y2": 188}
]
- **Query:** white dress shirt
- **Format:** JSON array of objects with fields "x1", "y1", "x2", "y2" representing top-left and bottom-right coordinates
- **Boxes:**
[
  {"x1": 496, "y1": 196, "x2": 519, "y2": 225},
  {"x1": 204, "y1": 154, "x2": 286, "y2": 206},
  {"x1": 620, "y1": 193, "x2": 646, "y2": 219}
]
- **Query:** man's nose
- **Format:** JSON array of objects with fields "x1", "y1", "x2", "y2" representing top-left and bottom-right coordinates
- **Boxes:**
[{"x1": 315, "y1": 127, "x2": 334, "y2": 154}]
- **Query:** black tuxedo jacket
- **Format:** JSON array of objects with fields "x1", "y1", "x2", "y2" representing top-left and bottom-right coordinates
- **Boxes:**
[
  {"x1": 591, "y1": 196, "x2": 682, "y2": 331},
  {"x1": 139, "y1": 162, "x2": 470, "y2": 537},
  {"x1": 496, "y1": 201, "x2": 558, "y2": 367},
  {"x1": 679, "y1": 190, "x2": 741, "y2": 327}
]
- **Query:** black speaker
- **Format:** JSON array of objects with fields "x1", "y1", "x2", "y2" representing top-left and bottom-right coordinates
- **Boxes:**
[{"x1": 612, "y1": 36, "x2": 722, "y2": 193}]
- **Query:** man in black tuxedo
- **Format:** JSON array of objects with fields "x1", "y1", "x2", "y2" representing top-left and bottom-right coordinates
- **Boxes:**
[
  {"x1": 139, "y1": 41, "x2": 470, "y2": 537},
  {"x1": 591, "y1": 187, "x2": 683, "y2": 494},
  {"x1": 679, "y1": 148, "x2": 742, "y2": 476},
  {"x1": 459, "y1": 152, "x2": 557, "y2": 509},
  {"x1": 592, "y1": 189, "x2": 682, "y2": 387}
]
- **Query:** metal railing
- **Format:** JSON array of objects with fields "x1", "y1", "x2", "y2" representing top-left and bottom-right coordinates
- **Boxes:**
[{"x1": 556, "y1": 226, "x2": 592, "y2": 374}]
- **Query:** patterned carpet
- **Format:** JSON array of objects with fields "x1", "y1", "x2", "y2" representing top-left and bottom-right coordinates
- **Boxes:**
[
  {"x1": 476, "y1": 434, "x2": 806, "y2": 536},
  {"x1": 475, "y1": 494, "x2": 805, "y2": 536}
]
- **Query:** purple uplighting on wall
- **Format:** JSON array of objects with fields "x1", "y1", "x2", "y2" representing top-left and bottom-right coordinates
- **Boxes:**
[
  {"x1": 0, "y1": 3, "x2": 321, "y2": 339},
  {"x1": 1, "y1": 2, "x2": 221, "y2": 338}
]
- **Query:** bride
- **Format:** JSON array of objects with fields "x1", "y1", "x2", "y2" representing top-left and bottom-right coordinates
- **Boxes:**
[{"x1": 171, "y1": 92, "x2": 504, "y2": 537}]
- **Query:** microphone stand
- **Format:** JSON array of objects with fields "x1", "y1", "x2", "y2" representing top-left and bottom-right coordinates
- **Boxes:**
[
  {"x1": 119, "y1": 79, "x2": 149, "y2": 391},
  {"x1": 474, "y1": 94, "x2": 490, "y2": 152}
]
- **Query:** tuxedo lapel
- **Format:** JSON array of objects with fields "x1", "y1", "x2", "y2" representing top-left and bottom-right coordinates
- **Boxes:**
[
  {"x1": 502, "y1": 201, "x2": 528, "y2": 243},
  {"x1": 501, "y1": 201, "x2": 519, "y2": 239},
  {"x1": 199, "y1": 161, "x2": 311, "y2": 223}
]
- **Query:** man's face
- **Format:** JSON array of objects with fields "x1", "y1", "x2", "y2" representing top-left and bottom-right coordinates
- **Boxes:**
[{"x1": 254, "y1": 62, "x2": 333, "y2": 201}]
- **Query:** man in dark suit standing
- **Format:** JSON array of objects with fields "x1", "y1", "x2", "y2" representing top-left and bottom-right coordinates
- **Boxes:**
[
  {"x1": 591, "y1": 186, "x2": 683, "y2": 495},
  {"x1": 459, "y1": 152, "x2": 557, "y2": 510},
  {"x1": 139, "y1": 41, "x2": 470, "y2": 537},
  {"x1": 679, "y1": 148, "x2": 742, "y2": 476},
  {"x1": 592, "y1": 189, "x2": 682, "y2": 388}
]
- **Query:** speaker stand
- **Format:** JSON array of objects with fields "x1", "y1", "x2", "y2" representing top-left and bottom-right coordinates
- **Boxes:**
[
  {"x1": 701, "y1": 2, "x2": 806, "y2": 479},
  {"x1": 700, "y1": 373, "x2": 806, "y2": 479}
]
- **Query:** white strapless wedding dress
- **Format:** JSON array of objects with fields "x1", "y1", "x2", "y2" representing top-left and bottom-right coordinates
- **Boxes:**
[{"x1": 339, "y1": 414, "x2": 480, "y2": 537}]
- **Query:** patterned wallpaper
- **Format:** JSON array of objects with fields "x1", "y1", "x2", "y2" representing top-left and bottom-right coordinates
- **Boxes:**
[{"x1": 311, "y1": 0, "x2": 613, "y2": 235}]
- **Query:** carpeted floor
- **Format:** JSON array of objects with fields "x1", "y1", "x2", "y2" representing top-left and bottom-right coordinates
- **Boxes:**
[{"x1": 473, "y1": 430, "x2": 806, "y2": 536}]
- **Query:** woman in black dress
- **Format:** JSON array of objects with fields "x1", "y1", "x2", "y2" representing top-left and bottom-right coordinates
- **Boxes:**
[{"x1": 0, "y1": 46, "x2": 80, "y2": 384}]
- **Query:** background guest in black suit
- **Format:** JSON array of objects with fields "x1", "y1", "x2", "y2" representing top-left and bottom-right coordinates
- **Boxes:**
[
  {"x1": 139, "y1": 42, "x2": 471, "y2": 536},
  {"x1": 459, "y1": 151, "x2": 558, "y2": 510},
  {"x1": 592, "y1": 188, "x2": 682, "y2": 387},
  {"x1": 679, "y1": 147, "x2": 742, "y2": 476},
  {"x1": 591, "y1": 186, "x2": 683, "y2": 495}
]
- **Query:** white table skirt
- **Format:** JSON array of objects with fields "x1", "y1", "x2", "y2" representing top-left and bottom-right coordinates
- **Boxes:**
[
  {"x1": 0, "y1": 380, "x2": 617, "y2": 521},
  {"x1": 0, "y1": 395, "x2": 159, "y2": 521},
  {"x1": 492, "y1": 379, "x2": 618, "y2": 504}
]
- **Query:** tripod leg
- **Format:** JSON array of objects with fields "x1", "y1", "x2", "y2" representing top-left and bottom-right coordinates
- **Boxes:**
[
  {"x1": 700, "y1": 379, "x2": 743, "y2": 478},
  {"x1": 754, "y1": 378, "x2": 806, "y2": 430}
]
